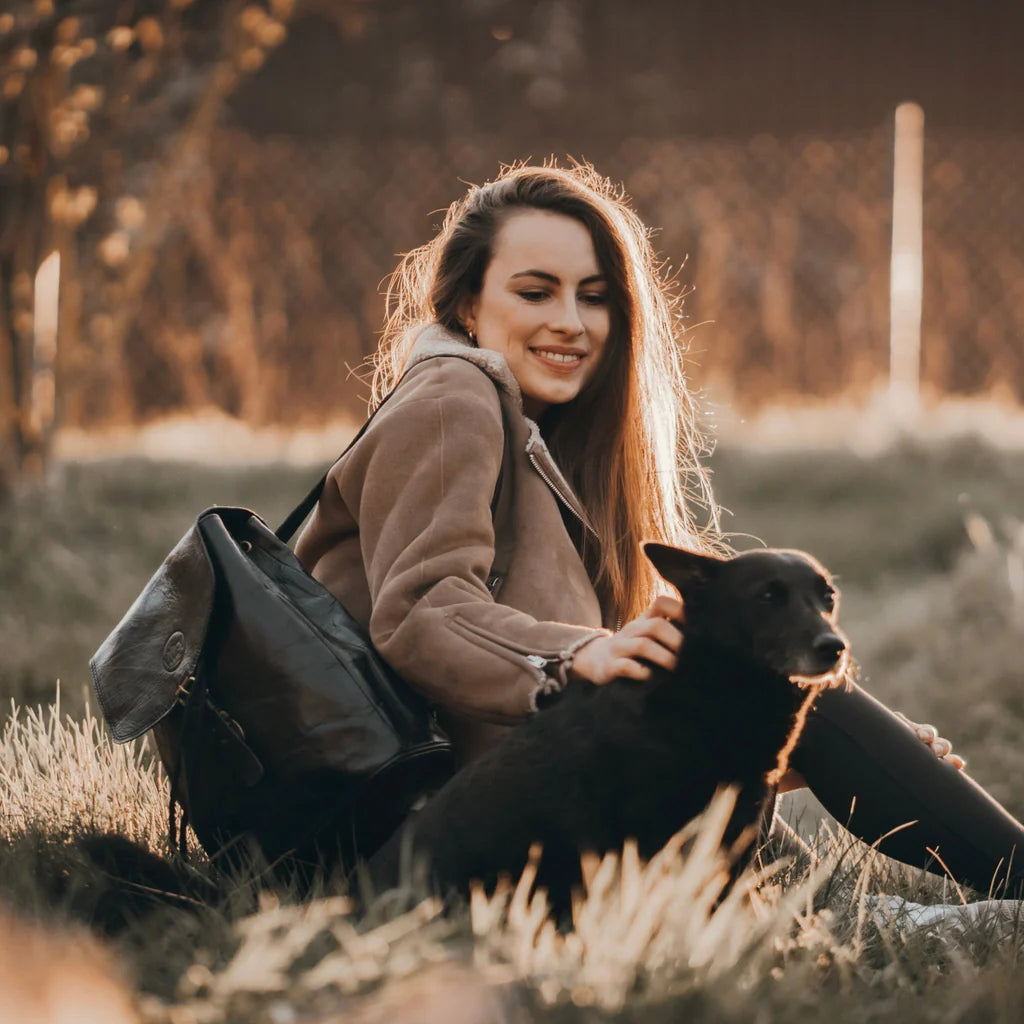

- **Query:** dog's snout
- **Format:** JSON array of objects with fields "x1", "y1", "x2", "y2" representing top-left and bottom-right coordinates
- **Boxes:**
[{"x1": 813, "y1": 633, "x2": 847, "y2": 664}]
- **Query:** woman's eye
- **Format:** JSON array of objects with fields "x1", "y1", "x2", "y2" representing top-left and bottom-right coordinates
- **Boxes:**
[
  {"x1": 518, "y1": 290, "x2": 549, "y2": 303},
  {"x1": 580, "y1": 292, "x2": 608, "y2": 307}
]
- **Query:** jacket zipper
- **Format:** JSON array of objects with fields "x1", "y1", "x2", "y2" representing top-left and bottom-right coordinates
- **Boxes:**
[
  {"x1": 527, "y1": 450, "x2": 622, "y2": 632},
  {"x1": 527, "y1": 451, "x2": 597, "y2": 538}
]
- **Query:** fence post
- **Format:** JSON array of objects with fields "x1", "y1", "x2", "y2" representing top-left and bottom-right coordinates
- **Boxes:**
[
  {"x1": 889, "y1": 102, "x2": 925, "y2": 423},
  {"x1": 27, "y1": 251, "x2": 60, "y2": 475}
]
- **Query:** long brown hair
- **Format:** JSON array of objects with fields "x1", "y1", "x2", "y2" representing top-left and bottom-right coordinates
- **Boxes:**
[{"x1": 375, "y1": 162, "x2": 720, "y2": 623}]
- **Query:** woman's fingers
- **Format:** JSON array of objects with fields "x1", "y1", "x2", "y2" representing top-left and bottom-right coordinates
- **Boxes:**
[
  {"x1": 614, "y1": 623, "x2": 681, "y2": 669},
  {"x1": 895, "y1": 712, "x2": 965, "y2": 771},
  {"x1": 912, "y1": 723, "x2": 960, "y2": 764},
  {"x1": 572, "y1": 598, "x2": 686, "y2": 686},
  {"x1": 624, "y1": 636, "x2": 677, "y2": 671},
  {"x1": 615, "y1": 658, "x2": 652, "y2": 681},
  {"x1": 638, "y1": 616, "x2": 683, "y2": 652},
  {"x1": 645, "y1": 595, "x2": 685, "y2": 622},
  {"x1": 622, "y1": 605, "x2": 683, "y2": 650},
  {"x1": 932, "y1": 738, "x2": 965, "y2": 769},
  {"x1": 571, "y1": 637, "x2": 653, "y2": 685}
]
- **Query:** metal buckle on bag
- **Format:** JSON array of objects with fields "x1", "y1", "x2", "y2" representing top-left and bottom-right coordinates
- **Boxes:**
[
  {"x1": 216, "y1": 707, "x2": 246, "y2": 742},
  {"x1": 174, "y1": 675, "x2": 196, "y2": 706}
]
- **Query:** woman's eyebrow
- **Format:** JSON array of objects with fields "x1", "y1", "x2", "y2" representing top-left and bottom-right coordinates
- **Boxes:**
[{"x1": 509, "y1": 270, "x2": 606, "y2": 285}]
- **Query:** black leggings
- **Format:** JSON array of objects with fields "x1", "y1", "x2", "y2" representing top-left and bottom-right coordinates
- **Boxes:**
[{"x1": 790, "y1": 680, "x2": 1024, "y2": 896}]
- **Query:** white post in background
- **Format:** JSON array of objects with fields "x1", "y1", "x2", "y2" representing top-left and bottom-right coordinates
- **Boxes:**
[
  {"x1": 889, "y1": 102, "x2": 925, "y2": 424},
  {"x1": 30, "y1": 250, "x2": 61, "y2": 444}
]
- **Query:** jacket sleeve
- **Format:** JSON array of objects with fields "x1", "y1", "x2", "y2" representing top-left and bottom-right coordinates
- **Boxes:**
[{"x1": 334, "y1": 370, "x2": 608, "y2": 724}]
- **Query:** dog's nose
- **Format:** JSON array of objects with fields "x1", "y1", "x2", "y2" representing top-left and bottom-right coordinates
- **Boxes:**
[{"x1": 813, "y1": 634, "x2": 847, "y2": 664}]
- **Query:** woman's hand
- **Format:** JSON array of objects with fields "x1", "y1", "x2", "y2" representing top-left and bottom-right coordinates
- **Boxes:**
[
  {"x1": 569, "y1": 596, "x2": 684, "y2": 686},
  {"x1": 895, "y1": 712, "x2": 966, "y2": 770}
]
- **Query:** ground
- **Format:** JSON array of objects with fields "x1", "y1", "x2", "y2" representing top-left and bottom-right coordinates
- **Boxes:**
[{"x1": 2, "y1": 422, "x2": 1024, "y2": 1021}]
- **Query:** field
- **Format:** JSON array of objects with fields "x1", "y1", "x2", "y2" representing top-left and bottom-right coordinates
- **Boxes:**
[{"x1": 2, "y1": 433, "x2": 1024, "y2": 1021}]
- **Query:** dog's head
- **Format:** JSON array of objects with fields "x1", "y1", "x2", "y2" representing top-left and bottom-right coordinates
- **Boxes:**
[{"x1": 644, "y1": 543, "x2": 849, "y2": 685}]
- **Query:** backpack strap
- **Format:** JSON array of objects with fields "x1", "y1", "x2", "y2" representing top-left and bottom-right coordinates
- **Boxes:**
[
  {"x1": 485, "y1": 406, "x2": 515, "y2": 597},
  {"x1": 274, "y1": 389, "x2": 394, "y2": 544},
  {"x1": 275, "y1": 384, "x2": 516, "y2": 592}
]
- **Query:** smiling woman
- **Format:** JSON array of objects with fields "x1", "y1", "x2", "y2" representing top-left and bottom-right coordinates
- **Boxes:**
[
  {"x1": 288, "y1": 161, "x2": 1024, "y2": 898},
  {"x1": 295, "y1": 163, "x2": 710, "y2": 778},
  {"x1": 459, "y1": 210, "x2": 611, "y2": 418},
  {"x1": 365, "y1": 164, "x2": 716, "y2": 635}
]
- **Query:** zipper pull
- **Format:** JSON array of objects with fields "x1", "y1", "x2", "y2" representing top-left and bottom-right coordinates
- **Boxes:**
[{"x1": 526, "y1": 654, "x2": 556, "y2": 671}]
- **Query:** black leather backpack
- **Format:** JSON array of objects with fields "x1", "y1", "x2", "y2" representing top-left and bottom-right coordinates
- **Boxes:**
[{"x1": 90, "y1": 371, "x2": 514, "y2": 873}]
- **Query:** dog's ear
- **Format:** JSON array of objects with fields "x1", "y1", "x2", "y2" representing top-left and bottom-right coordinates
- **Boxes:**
[{"x1": 643, "y1": 543, "x2": 725, "y2": 593}]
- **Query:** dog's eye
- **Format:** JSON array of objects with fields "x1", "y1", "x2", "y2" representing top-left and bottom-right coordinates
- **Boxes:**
[
  {"x1": 758, "y1": 582, "x2": 787, "y2": 605},
  {"x1": 821, "y1": 584, "x2": 836, "y2": 610}
]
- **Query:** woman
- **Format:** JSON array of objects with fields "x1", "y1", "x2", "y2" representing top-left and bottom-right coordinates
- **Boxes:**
[{"x1": 296, "y1": 163, "x2": 1024, "y2": 895}]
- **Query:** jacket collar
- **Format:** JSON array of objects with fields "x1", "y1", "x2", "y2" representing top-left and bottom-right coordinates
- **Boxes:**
[
  {"x1": 407, "y1": 324, "x2": 522, "y2": 407},
  {"x1": 407, "y1": 324, "x2": 593, "y2": 533}
]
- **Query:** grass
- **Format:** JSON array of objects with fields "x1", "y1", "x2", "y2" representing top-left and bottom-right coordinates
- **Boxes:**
[
  {"x1": 1, "y1": 700, "x2": 1023, "y2": 1022},
  {"x1": 7, "y1": 434, "x2": 1024, "y2": 713},
  {"x1": 2, "y1": 437, "x2": 1024, "y2": 1020},
  {"x1": 0, "y1": 457, "x2": 316, "y2": 709}
]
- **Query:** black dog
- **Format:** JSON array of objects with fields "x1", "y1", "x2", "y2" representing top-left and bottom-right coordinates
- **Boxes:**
[{"x1": 368, "y1": 544, "x2": 849, "y2": 906}]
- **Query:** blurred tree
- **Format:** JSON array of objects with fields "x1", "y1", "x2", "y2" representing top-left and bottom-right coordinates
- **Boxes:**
[{"x1": 0, "y1": 0, "x2": 294, "y2": 498}]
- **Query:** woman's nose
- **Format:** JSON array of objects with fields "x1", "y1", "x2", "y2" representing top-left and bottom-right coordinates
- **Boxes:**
[{"x1": 548, "y1": 296, "x2": 585, "y2": 335}]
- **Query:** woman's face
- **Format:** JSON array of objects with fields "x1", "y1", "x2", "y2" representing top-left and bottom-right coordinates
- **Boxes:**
[{"x1": 462, "y1": 209, "x2": 612, "y2": 419}]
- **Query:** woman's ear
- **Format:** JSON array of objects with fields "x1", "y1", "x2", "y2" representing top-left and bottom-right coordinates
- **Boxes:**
[{"x1": 457, "y1": 295, "x2": 479, "y2": 340}]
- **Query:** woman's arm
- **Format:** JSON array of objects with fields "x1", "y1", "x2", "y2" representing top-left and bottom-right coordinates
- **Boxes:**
[{"x1": 335, "y1": 367, "x2": 609, "y2": 723}]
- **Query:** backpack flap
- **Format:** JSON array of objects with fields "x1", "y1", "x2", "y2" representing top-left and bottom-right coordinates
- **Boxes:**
[{"x1": 90, "y1": 518, "x2": 216, "y2": 742}]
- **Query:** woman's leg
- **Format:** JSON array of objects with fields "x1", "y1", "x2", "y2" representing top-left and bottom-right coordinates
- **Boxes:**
[{"x1": 790, "y1": 679, "x2": 1024, "y2": 896}]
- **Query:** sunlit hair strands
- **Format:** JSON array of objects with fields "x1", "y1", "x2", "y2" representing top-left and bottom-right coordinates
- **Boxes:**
[{"x1": 374, "y1": 162, "x2": 720, "y2": 623}]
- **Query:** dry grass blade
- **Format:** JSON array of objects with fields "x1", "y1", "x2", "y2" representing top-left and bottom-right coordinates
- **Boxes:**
[
  {"x1": 470, "y1": 788, "x2": 816, "y2": 1011},
  {"x1": 168, "y1": 894, "x2": 455, "y2": 1021},
  {"x1": 0, "y1": 688, "x2": 166, "y2": 850}
]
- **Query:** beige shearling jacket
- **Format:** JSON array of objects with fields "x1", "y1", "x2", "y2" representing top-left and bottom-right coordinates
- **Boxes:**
[{"x1": 294, "y1": 324, "x2": 612, "y2": 764}]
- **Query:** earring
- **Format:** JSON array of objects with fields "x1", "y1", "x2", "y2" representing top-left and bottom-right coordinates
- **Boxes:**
[{"x1": 466, "y1": 325, "x2": 476, "y2": 343}]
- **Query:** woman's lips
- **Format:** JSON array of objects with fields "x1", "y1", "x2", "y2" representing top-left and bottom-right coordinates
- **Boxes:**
[{"x1": 530, "y1": 348, "x2": 585, "y2": 371}]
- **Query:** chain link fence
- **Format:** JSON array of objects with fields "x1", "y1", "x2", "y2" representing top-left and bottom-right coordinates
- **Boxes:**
[
  {"x1": 57, "y1": 121, "x2": 1024, "y2": 427},
  {"x1": 921, "y1": 130, "x2": 1024, "y2": 400}
]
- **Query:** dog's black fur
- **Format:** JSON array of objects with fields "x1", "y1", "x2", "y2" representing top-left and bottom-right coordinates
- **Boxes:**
[{"x1": 368, "y1": 544, "x2": 849, "y2": 906}]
